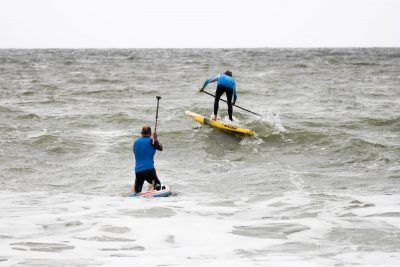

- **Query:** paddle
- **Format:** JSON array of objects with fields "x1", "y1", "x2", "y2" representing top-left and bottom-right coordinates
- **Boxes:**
[
  {"x1": 154, "y1": 96, "x2": 161, "y2": 133},
  {"x1": 201, "y1": 90, "x2": 262, "y2": 117}
]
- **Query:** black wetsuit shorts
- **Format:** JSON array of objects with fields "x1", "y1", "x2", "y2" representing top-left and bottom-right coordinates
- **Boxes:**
[{"x1": 134, "y1": 168, "x2": 161, "y2": 193}]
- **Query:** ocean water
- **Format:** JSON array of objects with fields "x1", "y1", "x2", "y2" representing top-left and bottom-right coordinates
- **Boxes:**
[{"x1": 0, "y1": 48, "x2": 399, "y2": 266}]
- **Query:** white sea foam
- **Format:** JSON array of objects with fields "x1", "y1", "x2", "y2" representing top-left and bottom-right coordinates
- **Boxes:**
[{"x1": 1, "y1": 190, "x2": 399, "y2": 266}]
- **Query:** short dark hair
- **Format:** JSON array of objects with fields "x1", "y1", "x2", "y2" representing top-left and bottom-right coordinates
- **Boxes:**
[
  {"x1": 224, "y1": 70, "x2": 232, "y2": 77},
  {"x1": 141, "y1": 125, "x2": 151, "y2": 136}
]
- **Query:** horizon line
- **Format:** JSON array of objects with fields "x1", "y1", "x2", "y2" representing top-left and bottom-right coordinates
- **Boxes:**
[{"x1": 1, "y1": 46, "x2": 399, "y2": 50}]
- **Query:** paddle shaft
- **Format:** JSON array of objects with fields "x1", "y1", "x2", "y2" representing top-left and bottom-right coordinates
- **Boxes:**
[
  {"x1": 154, "y1": 96, "x2": 161, "y2": 133},
  {"x1": 202, "y1": 91, "x2": 261, "y2": 116}
]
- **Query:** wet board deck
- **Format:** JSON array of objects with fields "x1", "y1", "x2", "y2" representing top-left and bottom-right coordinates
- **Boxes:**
[
  {"x1": 185, "y1": 110, "x2": 254, "y2": 136},
  {"x1": 129, "y1": 185, "x2": 172, "y2": 198}
]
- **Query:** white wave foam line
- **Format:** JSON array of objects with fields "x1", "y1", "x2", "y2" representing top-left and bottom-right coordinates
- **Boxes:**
[
  {"x1": 1, "y1": 191, "x2": 400, "y2": 266},
  {"x1": 0, "y1": 192, "x2": 283, "y2": 266}
]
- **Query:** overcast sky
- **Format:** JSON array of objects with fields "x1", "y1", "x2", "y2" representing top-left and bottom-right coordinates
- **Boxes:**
[{"x1": 1, "y1": 0, "x2": 399, "y2": 48}]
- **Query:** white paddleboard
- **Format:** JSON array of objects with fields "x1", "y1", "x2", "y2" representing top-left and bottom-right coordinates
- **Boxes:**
[{"x1": 129, "y1": 185, "x2": 172, "y2": 198}]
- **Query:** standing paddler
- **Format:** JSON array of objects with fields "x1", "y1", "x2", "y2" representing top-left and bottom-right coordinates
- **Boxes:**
[{"x1": 199, "y1": 70, "x2": 237, "y2": 121}]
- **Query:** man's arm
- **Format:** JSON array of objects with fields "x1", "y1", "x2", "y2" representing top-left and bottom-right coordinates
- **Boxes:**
[
  {"x1": 232, "y1": 81, "x2": 237, "y2": 105},
  {"x1": 151, "y1": 133, "x2": 163, "y2": 151},
  {"x1": 199, "y1": 75, "x2": 219, "y2": 92}
]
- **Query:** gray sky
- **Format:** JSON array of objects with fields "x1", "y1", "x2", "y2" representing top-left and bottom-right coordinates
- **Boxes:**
[{"x1": 1, "y1": 0, "x2": 399, "y2": 48}]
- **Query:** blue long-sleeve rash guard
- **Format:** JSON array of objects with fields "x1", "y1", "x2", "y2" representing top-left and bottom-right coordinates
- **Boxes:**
[{"x1": 202, "y1": 74, "x2": 237, "y2": 103}]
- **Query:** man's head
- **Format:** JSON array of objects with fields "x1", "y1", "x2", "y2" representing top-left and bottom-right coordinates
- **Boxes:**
[
  {"x1": 224, "y1": 70, "x2": 232, "y2": 77},
  {"x1": 141, "y1": 125, "x2": 152, "y2": 137}
]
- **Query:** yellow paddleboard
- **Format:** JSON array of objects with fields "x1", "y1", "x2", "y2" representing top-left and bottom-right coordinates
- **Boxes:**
[{"x1": 185, "y1": 111, "x2": 254, "y2": 136}]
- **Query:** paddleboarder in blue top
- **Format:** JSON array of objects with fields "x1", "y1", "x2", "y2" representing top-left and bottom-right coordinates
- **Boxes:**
[
  {"x1": 133, "y1": 125, "x2": 163, "y2": 193},
  {"x1": 200, "y1": 70, "x2": 237, "y2": 121}
]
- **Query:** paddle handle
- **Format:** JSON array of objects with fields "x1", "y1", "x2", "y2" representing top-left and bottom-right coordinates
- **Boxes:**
[
  {"x1": 202, "y1": 91, "x2": 261, "y2": 116},
  {"x1": 155, "y1": 96, "x2": 161, "y2": 133}
]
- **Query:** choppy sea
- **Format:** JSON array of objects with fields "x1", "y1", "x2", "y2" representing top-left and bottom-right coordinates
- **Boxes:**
[{"x1": 0, "y1": 48, "x2": 400, "y2": 266}]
